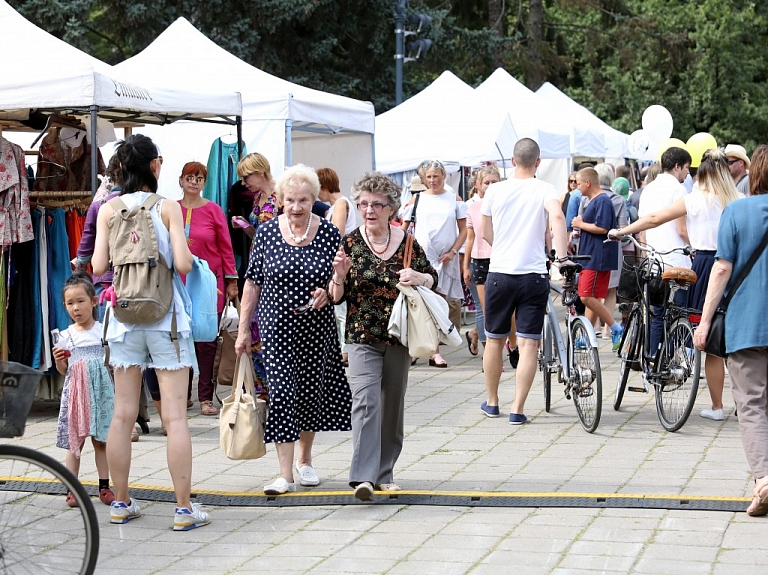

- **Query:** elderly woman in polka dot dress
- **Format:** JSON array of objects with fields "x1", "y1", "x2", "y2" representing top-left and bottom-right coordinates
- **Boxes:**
[{"x1": 234, "y1": 164, "x2": 351, "y2": 495}]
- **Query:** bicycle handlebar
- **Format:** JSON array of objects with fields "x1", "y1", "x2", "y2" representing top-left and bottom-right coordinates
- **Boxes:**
[
  {"x1": 604, "y1": 234, "x2": 693, "y2": 257},
  {"x1": 547, "y1": 249, "x2": 591, "y2": 263}
]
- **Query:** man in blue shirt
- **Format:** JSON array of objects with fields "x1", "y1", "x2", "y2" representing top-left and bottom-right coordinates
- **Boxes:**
[{"x1": 571, "y1": 168, "x2": 623, "y2": 349}]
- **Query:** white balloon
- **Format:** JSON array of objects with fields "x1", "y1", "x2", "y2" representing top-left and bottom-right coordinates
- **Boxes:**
[
  {"x1": 642, "y1": 105, "x2": 673, "y2": 141},
  {"x1": 628, "y1": 129, "x2": 652, "y2": 157}
]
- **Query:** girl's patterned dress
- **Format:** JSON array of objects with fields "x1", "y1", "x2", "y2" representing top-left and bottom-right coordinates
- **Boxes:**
[
  {"x1": 55, "y1": 323, "x2": 114, "y2": 458},
  {"x1": 248, "y1": 192, "x2": 281, "y2": 396}
]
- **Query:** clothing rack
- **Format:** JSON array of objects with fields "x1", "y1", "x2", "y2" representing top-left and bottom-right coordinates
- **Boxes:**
[{"x1": 29, "y1": 190, "x2": 93, "y2": 199}]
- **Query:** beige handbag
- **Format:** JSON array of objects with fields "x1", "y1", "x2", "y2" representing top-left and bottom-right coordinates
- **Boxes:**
[
  {"x1": 213, "y1": 296, "x2": 240, "y2": 388},
  {"x1": 219, "y1": 355, "x2": 267, "y2": 460}
]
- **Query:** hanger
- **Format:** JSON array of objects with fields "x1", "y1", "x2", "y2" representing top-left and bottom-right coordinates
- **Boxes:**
[
  {"x1": 28, "y1": 160, "x2": 67, "y2": 179},
  {"x1": 30, "y1": 114, "x2": 85, "y2": 148}
]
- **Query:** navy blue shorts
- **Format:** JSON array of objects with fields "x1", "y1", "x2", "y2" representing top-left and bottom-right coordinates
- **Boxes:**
[{"x1": 484, "y1": 272, "x2": 549, "y2": 339}]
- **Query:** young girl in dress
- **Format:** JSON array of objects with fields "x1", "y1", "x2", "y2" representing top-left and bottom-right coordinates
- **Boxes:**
[{"x1": 53, "y1": 272, "x2": 115, "y2": 507}]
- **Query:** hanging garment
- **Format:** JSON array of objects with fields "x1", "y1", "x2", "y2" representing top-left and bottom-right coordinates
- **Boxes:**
[
  {"x1": 65, "y1": 208, "x2": 85, "y2": 260},
  {"x1": 37, "y1": 208, "x2": 52, "y2": 370},
  {"x1": 32, "y1": 128, "x2": 105, "y2": 192},
  {"x1": 0, "y1": 137, "x2": 34, "y2": 246},
  {"x1": 202, "y1": 138, "x2": 247, "y2": 213},
  {"x1": 7, "y1": 239, "x2": 37, "y2": 367},
  {"x1": 46, "y1": 208, "x2": 72, "y2": 332}
]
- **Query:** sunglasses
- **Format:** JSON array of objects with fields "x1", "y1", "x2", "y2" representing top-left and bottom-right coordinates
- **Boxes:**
[
  {"x1": 421, "y1": 160, "x2": 445, "y2": 171},
  {"x1": 726, "y1": 158, "x2": 741, "y2": 166},
  {"x1": 569, "y1": 179, "x2": 577, "y2": 184}
]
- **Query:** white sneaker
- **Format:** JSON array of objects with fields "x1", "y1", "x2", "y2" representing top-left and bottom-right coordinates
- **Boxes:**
[
  {"x1": 173, "y1": 503, "x2": 210, "y2": 531},
  {"x1": 263, "y1": 478, "x2": 296, "y2": 495},
  {"x1": 110, "y1": 499, "x2": 141, "y2": 524},
  {"x1": 295, "y1": 463, "x2": 320, "y2": 486},
  {"x1": 700, "y1": 408, "x2": 724, "y2": 421}
]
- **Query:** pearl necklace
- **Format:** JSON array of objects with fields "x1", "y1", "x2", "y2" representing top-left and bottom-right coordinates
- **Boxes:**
[
  {"x1": 289, "y1": 214, "x2": 313, "y2": 244},
  {"x1": 364, "y1": 226, "x2": 391, "y2": 255}
]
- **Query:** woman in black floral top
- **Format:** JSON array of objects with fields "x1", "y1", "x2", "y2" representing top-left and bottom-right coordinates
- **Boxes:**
[{"x1": 328, "y1": 172, "x2": 437, "y2": 502}]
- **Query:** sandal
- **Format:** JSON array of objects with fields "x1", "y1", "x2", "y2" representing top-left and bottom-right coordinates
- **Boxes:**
[
  {"x1": 747, "y1": 479, "x2": 768, "y2": 517},
  {"x1": 429, "y1": 354, "x2": 448, "y2": 368},
  {"x1": 65, "y1": 492, "x2": 78, "y2": 508},
  {"x1": 466, "y1": 332, "x2": 478, "y2": 356},
  {"x1": 131, "y1": 426, "x2": 139, "y2": 442},
  {"x1": 200, "y1": 400, "x2": 218, "y2": 416}
]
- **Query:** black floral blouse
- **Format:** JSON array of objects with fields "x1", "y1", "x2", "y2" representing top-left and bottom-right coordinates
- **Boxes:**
[{"x1": 342, "y1": 228, "x2": 438, "y2": 346}]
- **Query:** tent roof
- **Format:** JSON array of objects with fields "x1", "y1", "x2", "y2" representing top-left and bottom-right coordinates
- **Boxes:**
[
  {"x1": 375, "y1": 71, "x2": 519, "y2": 173},
  {"x1": 536, "y1": 82, "x2": 632, "y2": 159},
  {"x1": 113, "y1": 18, "x2": 374, "y2": 135},
  {"x1": 475, "y1": 69, "x2": 579, "y2": 158},
  {"x1": 0, "y1": 1, "x2": 242, "y2": 126}
]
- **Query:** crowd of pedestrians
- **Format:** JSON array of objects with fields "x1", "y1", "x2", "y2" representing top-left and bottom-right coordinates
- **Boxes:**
[{"x1": 60, "y1": 132, "x2": 768, "y2": 531}]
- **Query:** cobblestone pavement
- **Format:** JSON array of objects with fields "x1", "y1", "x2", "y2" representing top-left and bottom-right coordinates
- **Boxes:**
[{"x1": 5, "y1": 328, "x2": 766, "y2": 574}]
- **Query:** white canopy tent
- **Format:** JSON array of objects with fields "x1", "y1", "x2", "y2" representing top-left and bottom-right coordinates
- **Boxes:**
[
  {"x1": 113, "y1": 18, "x2": 375, "y2": 198},
  {"x1": 0, "y1": 0, "x2": 242, "y2": 194},
  {"x1": 374, "y1": 71, "x2": 519, "y2": 176},
  {"x1": 536, "y1": 82, "x2": 632, "y2": 161}
]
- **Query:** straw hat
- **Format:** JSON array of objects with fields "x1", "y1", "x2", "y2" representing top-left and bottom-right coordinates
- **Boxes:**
[
  {"x1": 410, "y1": 175, "x2": 427, "y2": 192},
  {"x1": 724, "y1": 144, "x2": 751, "y2": 169}
]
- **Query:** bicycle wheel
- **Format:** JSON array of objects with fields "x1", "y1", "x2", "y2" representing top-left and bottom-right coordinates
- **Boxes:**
[
  {"x1": 541, "y1": 320, "x2": 555, "y2": 412},
  {"x1": 614, "y1": 309, "x2": 642, "y2": 411},
  {"x1": 569, "y1": 318, "x2": 602, "y2": 433},
  {"x1": 0, "y1": 444, "x2": 99, "y2": 575},
  {"x1": 655, "y1": 317, "x2": 701, "y2": 432}
]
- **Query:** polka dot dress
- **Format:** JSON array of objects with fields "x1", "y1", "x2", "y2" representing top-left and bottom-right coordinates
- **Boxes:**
[{"x1": 246, "y1": 217, "x2": 351, "y2": 444}]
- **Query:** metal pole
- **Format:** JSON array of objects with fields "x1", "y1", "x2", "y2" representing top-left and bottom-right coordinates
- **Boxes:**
[
  {"x1": 236, "y1": 116, "x2": 243, "y2": 158},
  {"x1": 89, "y1": 105, "x2": 98, "y2": 197},
  {"x1": 285, "y1": 119, "x2": 293, "y2": 167},
  {"x1": 394, "y1": 1, "x2": 406, "y2": 105}
]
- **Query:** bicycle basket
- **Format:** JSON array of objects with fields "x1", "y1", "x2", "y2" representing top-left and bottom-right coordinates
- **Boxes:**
[
  {"x1": 618, "y1": 256, "x2": 666, "y2": 306},
  {"x1": 0, "y1": 361, "x2": 43, "y2": 438}
]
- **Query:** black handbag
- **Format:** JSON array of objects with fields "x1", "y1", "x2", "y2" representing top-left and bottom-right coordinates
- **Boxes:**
[{"x1": 704, "y1": 227, "x2": 768, "y2": 358}]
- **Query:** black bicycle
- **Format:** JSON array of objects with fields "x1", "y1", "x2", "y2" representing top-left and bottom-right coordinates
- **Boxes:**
[
  {"x1": 0, "y1": 362, "x2": 99, "y2": 575},
  {"x1": 613, "y1": 236, "x2": 701, "y2": 432}
]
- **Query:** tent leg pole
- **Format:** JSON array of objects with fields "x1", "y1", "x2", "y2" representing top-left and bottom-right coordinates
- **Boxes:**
[
  {"x1": 236, "y1": 116, "x2": 243, "y2": 158},
  {"x1": 90, "y1": 106, "x2": 99, "y2": 197},
  {"x1": 285, "y1": 119, "x2": 292, "y2": 167},
  {"x1": 371, "y1": 133, "x2": 376, "y2": 171}
]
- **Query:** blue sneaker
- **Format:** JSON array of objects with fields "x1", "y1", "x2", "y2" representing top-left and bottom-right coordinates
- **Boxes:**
[
  {"x1": 508, "y1": 413, "x2": 528, "y2": 425},
  {"x1": 480, "y1": 401, "x2": 500, "y2": 418},
  {"x1": 173, "y1": 503, "x2": 210, "y2": 531},
  {"x1": 611, "y1": 325, "x2": 624, "y2": 352},
  {"x1": 574, "y1": 337, "x2": 588, "y2": 349},
  {"x1": 110, "y1": 499, "x2": 141, "y2": 524}
]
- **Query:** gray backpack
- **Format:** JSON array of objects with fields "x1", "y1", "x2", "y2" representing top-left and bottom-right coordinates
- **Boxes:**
[{"x1": 107, "y1": 194, "x2": 173, "y2": 324}]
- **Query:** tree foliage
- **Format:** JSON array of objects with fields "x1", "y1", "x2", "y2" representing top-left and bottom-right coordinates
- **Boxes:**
[{"x1": 8, "y1": 0, "x2": 768, "y2": 150}]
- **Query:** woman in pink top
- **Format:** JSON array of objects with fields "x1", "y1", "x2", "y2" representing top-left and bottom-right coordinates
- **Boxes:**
[
  {"x1": 463, "y1": 166, "x2": 499, "y2": 356},
  {"x1": 178, "y1": 161, "x2": 239, "y2": 416}
]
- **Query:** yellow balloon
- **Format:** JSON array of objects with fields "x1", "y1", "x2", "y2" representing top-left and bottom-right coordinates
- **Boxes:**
[
  {"x1": 657, "y1": 138, "x2": 687, "y2": 162},
  {"x1": 686, "y1": 132, "x2": 718, "y2": 167}
]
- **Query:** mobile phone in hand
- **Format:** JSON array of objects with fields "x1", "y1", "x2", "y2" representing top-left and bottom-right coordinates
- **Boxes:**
[{"x1": 231, "y1": 216, "x2": 250, "y2": 229}]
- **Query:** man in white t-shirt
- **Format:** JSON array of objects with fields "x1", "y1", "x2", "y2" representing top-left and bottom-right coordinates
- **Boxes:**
[
  {"x1": 637, "y1": 146, "x2": 692, "y2": 350},
  {"x1": 479, "y1": 138, "x2": 570, "y2": 425}
]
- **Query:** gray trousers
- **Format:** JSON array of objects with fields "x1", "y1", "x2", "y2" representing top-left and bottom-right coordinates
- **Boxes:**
[
  {"x1": 727, "y1": 347, "x2": 768, "y2": 479},
  {"x1": 347, "y1": 343, "x2": 409, "y2": 487}
]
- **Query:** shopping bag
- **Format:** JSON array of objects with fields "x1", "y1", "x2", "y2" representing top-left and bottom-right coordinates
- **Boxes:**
[
  {"x1": 213, "y1": 296, "x2": 239, "y2": 388},
  {"x1": 219, "y1": 355, "x2": 267, "y2": 460}
]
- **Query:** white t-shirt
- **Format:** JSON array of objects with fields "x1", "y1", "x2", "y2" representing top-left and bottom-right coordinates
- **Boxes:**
[
  {"x1": 326, "y1": 196, "x2": 358, "y2": 235},
  {"x1": 683, "y1": 187, "x2": 741, "y2": 251},
  {"x1": 480, "y1": 177, "x2": 559, "y2": 275},
  {"x1": 57, "y1": 322, "x2": 103, "y2": 350},
  {"x1": 638, "y1": 173, "x2": 691, "y2": 269}
]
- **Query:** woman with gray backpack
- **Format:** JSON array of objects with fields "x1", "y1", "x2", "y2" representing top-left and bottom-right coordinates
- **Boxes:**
[{"x1": 92, "y1": 134, "x2": 210, "y2": 531}]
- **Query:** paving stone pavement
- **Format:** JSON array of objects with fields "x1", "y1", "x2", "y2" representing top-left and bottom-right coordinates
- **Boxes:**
[{"x1": 5, "y1": 329, "x2": 767, "y2": 574}]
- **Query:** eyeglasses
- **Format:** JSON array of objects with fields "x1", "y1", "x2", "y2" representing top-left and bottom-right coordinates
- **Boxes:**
[
  {"x1": 358, "y1": 201, "x2": 388, "y2": 211},
  {"x1": 285, "y1": 287, "x2": 315, "y2": 315},
  {"x1": 184, "y1": 175, "x2": 205, "y2": 184},
  {"x1": 157, "y1": 156, "x2": 163, "y2": 165}
]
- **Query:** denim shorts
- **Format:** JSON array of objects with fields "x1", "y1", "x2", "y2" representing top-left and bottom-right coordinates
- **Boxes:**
[
  {"x1": 484, "y1": 272, "x2": 549, "y2": 339},
  {"x1": 109, "y1": 329, "x2": 193, "y2": 371}
]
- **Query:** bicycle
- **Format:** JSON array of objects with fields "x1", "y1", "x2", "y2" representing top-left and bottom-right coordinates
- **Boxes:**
[
  {"x1": 0, "y1": 361, "x2": 99, "y2": 575},
  {"x1": 539, "y1": 254, "x2": 603, "y2": 433},
  {"x1": 612, "y1": 235, "x2": 701, "y2": 432}
]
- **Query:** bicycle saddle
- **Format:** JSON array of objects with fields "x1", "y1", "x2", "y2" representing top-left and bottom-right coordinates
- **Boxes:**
[
  {"x1": 662, "y1": 267, "x2": 698, "y2": 286},
  {"x1": 559, "y1": 263, "x2": 582, "y2": 276}
]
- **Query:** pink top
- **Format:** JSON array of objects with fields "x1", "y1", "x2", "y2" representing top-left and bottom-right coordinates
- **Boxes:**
[
  {"x1": 466, "y1": 201, "x2": 491, "y2": 259},
  {"x1": 179, "y1": 200, "x2": 238, "y2": 312}
]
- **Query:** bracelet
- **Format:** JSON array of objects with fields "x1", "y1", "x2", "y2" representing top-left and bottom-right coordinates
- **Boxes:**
[
  {"x1": 330, "y1": 277, "x2": 342, "y2": 286},
  {"x1": 450, "y1": 248, "x2": 458, "y2": 256}
]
